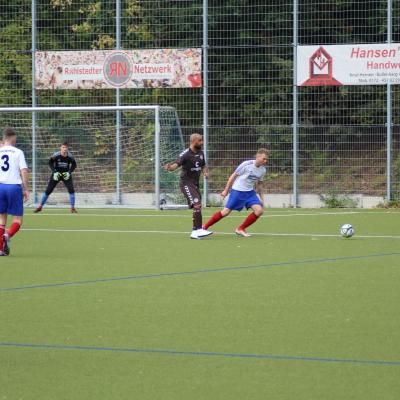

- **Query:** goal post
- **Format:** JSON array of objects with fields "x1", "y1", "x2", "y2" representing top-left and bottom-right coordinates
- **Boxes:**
[{"x1": 0, "y1": 105, "x2": 187, "y2": 209}]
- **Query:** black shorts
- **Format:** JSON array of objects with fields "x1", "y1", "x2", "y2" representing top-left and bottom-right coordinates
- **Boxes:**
[
  {"x1": 180, "y1": 182, "x2": 201, "y2": 208},
  {"x1": 45, "y1": 175, "x2": 75, "y2": 195}
]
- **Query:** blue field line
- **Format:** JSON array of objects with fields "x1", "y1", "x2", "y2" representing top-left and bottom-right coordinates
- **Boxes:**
[
  {"x1": 1, "y1": 252, "x2": 399, "y2": 293},
  {"x1": 0, "y1": 341, "x2": 399, "y2": 367}
]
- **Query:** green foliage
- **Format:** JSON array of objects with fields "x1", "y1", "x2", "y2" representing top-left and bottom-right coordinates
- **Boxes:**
[
  {"x1": 320, "y1": 191, "x2": 358, "y2": 208},
  {"x1": 0, "y1": 1, "x2": 391, "y2": 128},
  {"x1": 0, "y1": 2, "x2": 395, "y2": 197},
  {"x1": 207, "y1": 195, "x2": 224, "y2": 208},
  {"x1": 376, "y1": 200, "x2": 400, "y2": 209},
  {"x1": 392, "y1": 154, "x2": 400, "y2": 201}
]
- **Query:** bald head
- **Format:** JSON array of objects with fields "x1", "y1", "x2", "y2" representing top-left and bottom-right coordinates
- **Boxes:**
[
  {"x1": 190, "y1": 133, "x2": 203, "y2": 151},
  {"x1": 190, "y1": 133, "x2": 202, "y2": 143}
]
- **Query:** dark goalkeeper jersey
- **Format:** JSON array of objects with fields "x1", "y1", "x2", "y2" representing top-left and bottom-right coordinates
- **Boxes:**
[
  {"x1": 49, "y1": 151, "x2": 77, "y2": 173},
  {"x1": 175, "y1": 148, "x2": 206, "y2": 187}
]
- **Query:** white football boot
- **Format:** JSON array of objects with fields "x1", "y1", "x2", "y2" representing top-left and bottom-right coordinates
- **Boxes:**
[
  {"x1": 196, "y1": 228, "x2": 213, "y2": 238},
  {"x1": 235, "y1": 228, "x2": 251, "y2": 237},
  {"x1": 190, "y1": 230, "x2": 199, "y2": 239}
]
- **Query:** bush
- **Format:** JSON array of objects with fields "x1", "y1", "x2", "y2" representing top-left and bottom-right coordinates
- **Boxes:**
[
  {"x1": 376, "y1": 200, "x2": 400, "y2": 209},
  {"x1": 320, "y1": 192, "x2": 358, "y2": 208}
]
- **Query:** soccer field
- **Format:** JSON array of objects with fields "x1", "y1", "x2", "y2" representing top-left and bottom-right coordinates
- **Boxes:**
[{"x1": 1, "y1": 208, "x2": 400, "y2": 399}]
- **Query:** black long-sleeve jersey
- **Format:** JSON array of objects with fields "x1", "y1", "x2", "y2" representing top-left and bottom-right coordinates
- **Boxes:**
[{"x1": 48, "y1": 151, "x2": 77, "y2": 173}]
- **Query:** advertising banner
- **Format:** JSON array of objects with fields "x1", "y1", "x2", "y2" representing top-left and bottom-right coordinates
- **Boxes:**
[
  {"x1": 297, "y1": 44, "x2": 400, "y2": 86},
  {"x1": 35, "y1": 48, "x2": 202, "y2": 89}
]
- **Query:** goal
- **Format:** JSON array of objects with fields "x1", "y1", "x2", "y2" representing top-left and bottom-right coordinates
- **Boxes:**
[{"x1": 0, "y1": 105, "x2": 187, "y2": 209}]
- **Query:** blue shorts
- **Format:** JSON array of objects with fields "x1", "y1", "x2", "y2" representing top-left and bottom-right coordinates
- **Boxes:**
[
  {"x1": 225, "y1": 189, "x2": 262, "y2": 211},
  {"x1": 0, "y1": 184, "x2": 24, "y2": 216}
]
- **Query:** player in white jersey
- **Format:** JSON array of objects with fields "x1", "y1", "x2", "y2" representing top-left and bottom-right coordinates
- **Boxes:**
[
  {"x1": 0, "y1": 128, "x2": 29, "y2": 256},
  {"x1": 203, "y1": 148, "x2": 269, "y2": 237}
]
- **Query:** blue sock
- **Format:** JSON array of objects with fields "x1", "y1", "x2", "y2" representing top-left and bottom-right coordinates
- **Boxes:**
[
  {"x1": 69, "y1": 193, "x2": 75, "y2": 208},
  {"x1": 40, "y1": 193, "x2": 48, "y2": 206}
]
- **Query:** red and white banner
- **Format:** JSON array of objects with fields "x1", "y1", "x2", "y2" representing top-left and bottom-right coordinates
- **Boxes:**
[
  {"x1": 297, "y1": 44, "x2": 400, "y2": 86},
  {"x1": 35, "y1": 49, "x2": 202, "y2": 90}
]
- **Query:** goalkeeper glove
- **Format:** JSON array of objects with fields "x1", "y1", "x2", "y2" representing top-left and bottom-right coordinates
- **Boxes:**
[
  {"x1": 53, "y1": 172, "x2": 62, "y2": 181},
  {"x1": 62, "y1": 172, "x2": 71, "y2": 180}
]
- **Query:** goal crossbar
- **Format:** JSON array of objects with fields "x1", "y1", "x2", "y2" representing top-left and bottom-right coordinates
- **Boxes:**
[{"x1": 0, "y1": 105, "x2": 163, "y2": 112}]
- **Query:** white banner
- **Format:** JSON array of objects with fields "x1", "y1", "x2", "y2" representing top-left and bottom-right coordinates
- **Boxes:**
[
  {"x1": 35, "y1": 49, "x2": 202, "y2": 90},
  {"x1": 297, "y1": 43, "x2": 400, "y2": 86}
]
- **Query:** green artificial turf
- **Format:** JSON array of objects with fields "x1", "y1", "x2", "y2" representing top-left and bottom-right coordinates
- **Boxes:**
[{"x1": 1, "y1": 208, "x2": 399, "y2": 399}]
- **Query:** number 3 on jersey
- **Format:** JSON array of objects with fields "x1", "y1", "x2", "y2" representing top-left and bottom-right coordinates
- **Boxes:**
[{"x1": 1, "y1": 154, "x2": 10, "y2": 171}]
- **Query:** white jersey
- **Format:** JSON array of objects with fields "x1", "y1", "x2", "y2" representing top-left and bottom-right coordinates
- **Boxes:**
[
  {"x1": 232, "y1": 160, "x2": 266, "y2": 191},
  {"x1": 0, "y1": 145, "x2": 28, "y2": 185}
]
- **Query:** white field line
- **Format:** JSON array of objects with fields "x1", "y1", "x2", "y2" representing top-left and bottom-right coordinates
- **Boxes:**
[
  {"x1": 25, "y1": 211, "x2": 400, "y2": 219},
  {"x1": 22, "y1": 228, "x2": 400, "y2": 240}
]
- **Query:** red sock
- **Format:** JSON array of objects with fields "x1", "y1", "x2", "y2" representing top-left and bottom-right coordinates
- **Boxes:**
[
  {"x1": 204, "y1": 211, "x2": 224, "y2": 229},
  {"x1": 239, "y1": 212, "x2": 259, "y2": 230},
  {"x1": 0, "y1": 225, "x2": 5, "y2": 247},
  {"x1": 8, "y1": 222, "x2": 21, "y2": 238}
]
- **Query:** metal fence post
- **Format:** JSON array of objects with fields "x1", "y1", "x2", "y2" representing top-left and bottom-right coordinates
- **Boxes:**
[
  {"x1": 202, "y1": 0, "x2": 209, "y2": 207},
  {"x1": 116, "y1": 0, "x2": 121, "y2": 205},
  {"x1": 387, "y1": 0, "x2": 392, "y2": 201},
  {"x1": 293, "y1": 0, "x2": 299, "y2": 208},
  {"x1": 31, "y1": 0, "x2": 37, "y2": 204}
]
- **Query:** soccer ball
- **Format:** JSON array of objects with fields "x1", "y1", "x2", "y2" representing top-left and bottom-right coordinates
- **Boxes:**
[{"x1": 340, "y1": 224, "x2": 354, "y2": 238}]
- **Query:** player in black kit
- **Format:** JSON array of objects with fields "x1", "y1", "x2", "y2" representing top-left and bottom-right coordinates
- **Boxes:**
[
  {"x1": 34, "y1": 142, "x2": 78, "y2": 213},
  {"x1": 164, "y1": 133, "x2": 213, "y2": 239}
]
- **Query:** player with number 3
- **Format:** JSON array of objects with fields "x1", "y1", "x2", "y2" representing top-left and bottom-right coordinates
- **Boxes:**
[{"x1": 0, "y1": 127, "x2": 29, "y2": 256}]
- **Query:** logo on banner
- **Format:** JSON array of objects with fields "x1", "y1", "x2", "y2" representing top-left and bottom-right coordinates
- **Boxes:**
[
  {"x1": 301, "y1": 47, "x2": 342, "y2": 86},
  {"x1": 104, "y1": 52, "x2": 133, "y2": 87}
]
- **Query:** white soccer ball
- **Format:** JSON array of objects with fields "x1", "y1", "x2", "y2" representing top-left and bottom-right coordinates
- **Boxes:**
[{"x1": 340, "y1": 223, "x2": 354, "y2": 238}]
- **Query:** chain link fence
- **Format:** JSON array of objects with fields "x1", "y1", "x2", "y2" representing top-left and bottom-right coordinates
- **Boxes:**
[{"x1": 0, "y1": 1, "x2": 399, "y2": 207}]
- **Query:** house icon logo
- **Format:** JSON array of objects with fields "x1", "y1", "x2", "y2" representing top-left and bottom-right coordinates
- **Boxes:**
[{"x1": 301, "y1": 46, "x2": 342, "y2": 86}]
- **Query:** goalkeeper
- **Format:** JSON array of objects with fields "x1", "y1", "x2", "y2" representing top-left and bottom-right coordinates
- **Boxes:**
[{"x1": 34, "y1": 142, "x2": 77, "y2": 213}]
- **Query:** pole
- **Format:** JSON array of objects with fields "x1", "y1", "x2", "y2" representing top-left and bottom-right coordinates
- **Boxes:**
[
  {"x1": 155, "y1": 106, "x2": 161, "y2": 210},
  {"x1": 31, "y1": 0, "x2": 37, "y2": 204},
  {"x1": 116, "y1": 0, "x2": 121, "y2": 205},
  {"x1": 387, "y1": 0, "x2": 392, "y2": 201},
  {"x1": 293, "y1": 0, "x2": 299, "y2": 207},
  {"x1": 0, "y1": 105, "x2": 160, "y2": 112},
  {"x1": 202, "y1": 0, "x2": 209, "y2": 207}
]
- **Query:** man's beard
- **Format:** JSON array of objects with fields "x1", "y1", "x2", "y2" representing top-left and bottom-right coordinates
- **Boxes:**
[{"x1": 194, "y1": 143, "x2": 202, "y2": 150}]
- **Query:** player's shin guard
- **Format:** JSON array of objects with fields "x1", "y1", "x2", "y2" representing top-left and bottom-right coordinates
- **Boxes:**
[
  {"x1": 239, "y1": 212, "x2": 259, "y2": 230},
  {"x1": 8, "y1": 222, "x2": 21, "y2": 238},
  {"x1": 69, "y1": 193, "x2": 76, "y2": 208},
  {"x1": 203, "y1": 211, "x2": 224, "y2": 229},
  {"x1": 40, "y1": 193, "x2": 49, "y2": 206}
]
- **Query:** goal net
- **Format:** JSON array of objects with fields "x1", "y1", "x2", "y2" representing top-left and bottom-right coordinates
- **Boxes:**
[{"x1": 0, "y1": 106, "x2": 187, "y2": 209}]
